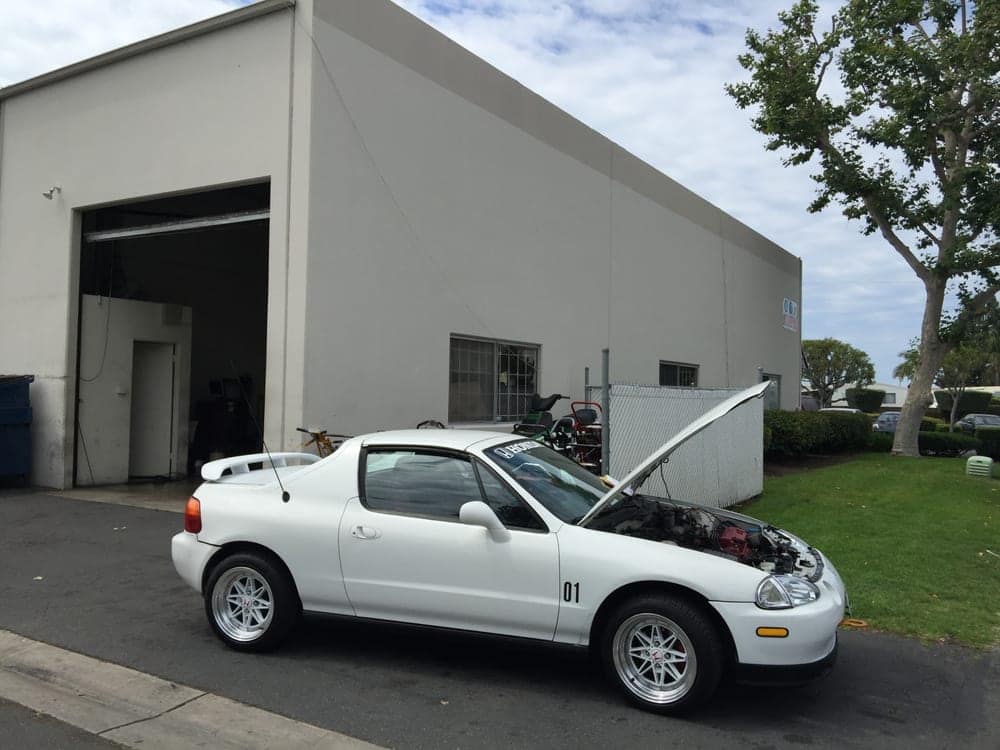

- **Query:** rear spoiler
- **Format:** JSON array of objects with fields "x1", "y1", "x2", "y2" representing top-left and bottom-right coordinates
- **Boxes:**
[{"x1": 201, "y1": 452, "x2": 321, "y2": 481}]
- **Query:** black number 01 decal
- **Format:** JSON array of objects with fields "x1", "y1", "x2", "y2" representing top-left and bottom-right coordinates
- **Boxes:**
[{"x1": 562, "y1": 581, "x2": 580, "y2": 603}]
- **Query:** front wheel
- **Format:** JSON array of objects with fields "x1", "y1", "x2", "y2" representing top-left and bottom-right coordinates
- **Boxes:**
[
  {"x1": 204, "y1": 552, "x2": 299, "y2": 652},
  {"x1": 601, "y1": 594, "x2": 726, "y2": 714}
]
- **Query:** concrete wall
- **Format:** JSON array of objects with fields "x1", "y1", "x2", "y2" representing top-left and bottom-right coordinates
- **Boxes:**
[
  {"x1": 0, "y1": 9, "x2": 301, "y2": 487},
  {"x1": 300, "y1": 0, "x2": 801, "y2": 435},
  {"x1": 77, "y1": 295, "x2": 192, "y2": 485}
]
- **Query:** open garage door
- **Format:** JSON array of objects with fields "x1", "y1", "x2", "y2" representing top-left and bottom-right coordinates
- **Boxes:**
[{"x1": 75, "y1": 182, "x2": 270, "y2": 486}]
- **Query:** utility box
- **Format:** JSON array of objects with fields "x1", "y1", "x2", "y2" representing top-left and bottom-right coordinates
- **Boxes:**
[
  {"x1": 966, "y1": 455, "x2": 994, "y2": 478},
  {"x1": 0, "y1": 375, "x2": 34, "y2": 480}
]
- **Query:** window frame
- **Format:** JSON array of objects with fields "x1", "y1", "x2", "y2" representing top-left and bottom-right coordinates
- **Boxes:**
[
  {"x1": 658, "y1": 360, "x2": 699, "y2": 388},
  {"x1": 357, "y1": 445, "x2": 549, "y2": 533},
  {"x1": 449, "y1": 334, "x2": 541, "y2": 423}
]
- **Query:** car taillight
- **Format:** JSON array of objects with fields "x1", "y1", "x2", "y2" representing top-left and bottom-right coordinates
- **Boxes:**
[{"x1": 184, "y1": 497, "x2": 202, "y2": 534}]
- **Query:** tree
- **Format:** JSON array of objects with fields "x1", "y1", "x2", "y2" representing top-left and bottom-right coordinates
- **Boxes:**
[
  {"x1": 802, "y1": 338, "x2": 875, "y2": 407},
  {"x1": 895, "y1": 340, "x2": 990, "y2": 429},
  {"x1": 727, "y1": 1, "x2": 1000, "y2": 456}
]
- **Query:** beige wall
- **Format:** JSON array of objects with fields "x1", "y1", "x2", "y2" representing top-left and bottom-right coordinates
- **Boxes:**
[
  {"x1": 0, "y1": 11, "x2": 299, "y2": 487},
  {"x1": 300, "y1": 3, "x2": 801, "y2": 435},
  {"x1": 77, "y1": 295, "x2": 192, "y2": 485}
]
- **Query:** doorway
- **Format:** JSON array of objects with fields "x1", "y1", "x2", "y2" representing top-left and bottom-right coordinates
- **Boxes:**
[{"x1": 129, "y1": 342, "x2": 176, "y2": 479}]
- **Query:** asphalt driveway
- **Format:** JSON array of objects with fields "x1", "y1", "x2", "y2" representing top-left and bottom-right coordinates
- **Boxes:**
[{"x1": 2, "y1": 491, "x2": 997, "y2": 749}]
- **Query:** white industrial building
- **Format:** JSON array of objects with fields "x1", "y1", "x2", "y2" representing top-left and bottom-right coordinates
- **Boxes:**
[{"x1": 0, "y1": 0, "x2": 802, "y2": 489}]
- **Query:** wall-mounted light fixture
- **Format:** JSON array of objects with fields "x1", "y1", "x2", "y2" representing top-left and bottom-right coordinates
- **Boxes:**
[{"x1": 42, "y1": 186, "x2": 62, "y2": 200}]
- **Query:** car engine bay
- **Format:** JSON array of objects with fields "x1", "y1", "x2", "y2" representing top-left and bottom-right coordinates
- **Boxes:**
[{"x1": 583, "y1": 494, "x2": 823, "y2": 581}]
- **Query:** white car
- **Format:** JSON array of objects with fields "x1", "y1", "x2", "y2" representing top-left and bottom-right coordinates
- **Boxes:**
[{"x1": 172, "y1": 382, "x2": 846, "y2": 714}]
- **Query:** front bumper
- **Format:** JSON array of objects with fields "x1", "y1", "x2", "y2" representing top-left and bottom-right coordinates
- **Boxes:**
[
  {"x1": 171, "y1": 531, "x2": 220, "y2": 593},
  {"x1": 710, "y1": 552, "x2": 846, "y2": 669},
  {"x1": 732, "y1": 637, "x2": 838, "y2": 685}
]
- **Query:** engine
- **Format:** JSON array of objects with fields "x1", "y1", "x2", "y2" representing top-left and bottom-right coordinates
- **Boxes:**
[{"x1": 585, "y1": 494, "x2": 822, "y2": 580}]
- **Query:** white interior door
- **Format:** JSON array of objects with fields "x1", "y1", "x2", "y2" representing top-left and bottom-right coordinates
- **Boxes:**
[{"x1": 129, "y1": 341, "x2": 175, "y2": 478}]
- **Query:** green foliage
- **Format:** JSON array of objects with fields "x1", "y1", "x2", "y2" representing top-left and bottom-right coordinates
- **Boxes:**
[
  {"x1": 868, "y1": 431, "x2": 894, "y2": 452},
  {"x1": 934, "y1": 390, "x2": 995, "y2": 418},
  {"x1": 764, "y1": 410, "x2": 872, "y2": 457},
  {"x1": 917, "y1": 431, "x2": 981, "y2": 457},
  {"x1": 801, "y1": 338, "x2": 875, "y2": 407},
  {"x1": 846, "y1": 388, "x2": 885, "y2": 413},
  {"x1": 747, "y1": 455, "x2": 1000, "y2": 647},
  {"x1": 920, "y1": 416, "x2": 945, "y2": 431},
  {"x1": 974, "y1": 427, "x2": 1000, "y2": 460}
]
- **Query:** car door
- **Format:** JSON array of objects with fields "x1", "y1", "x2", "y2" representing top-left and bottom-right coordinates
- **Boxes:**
[{"x1": 338, "y1": 447, "x2": 560, "y2": 640}]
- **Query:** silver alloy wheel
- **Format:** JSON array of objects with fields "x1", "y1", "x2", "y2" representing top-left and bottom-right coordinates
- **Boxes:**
[
  {"x1": 211, "y1": 566, "x2": 274, "y2": 643},
  {"x1": 612, "y1": 613, "x2": 697, "y2": 705}
]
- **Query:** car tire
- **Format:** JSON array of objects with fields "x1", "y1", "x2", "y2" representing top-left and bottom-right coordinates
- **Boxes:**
[
  {"x1": 600, "y1": 593, "x2": 725, "y2": 715},
  {"x1": 204, "y1": 552, "x2": 299, "y2": 652}
]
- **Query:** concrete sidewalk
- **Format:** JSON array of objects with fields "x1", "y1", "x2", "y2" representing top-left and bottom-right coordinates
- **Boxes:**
[{"x1": 0, "y1": 630, "x2": 380, "y2": 750}]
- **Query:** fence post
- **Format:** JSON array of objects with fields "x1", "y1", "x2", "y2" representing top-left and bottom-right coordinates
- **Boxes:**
[{"x1": 601, "y1": 349, "x2": 610, "y2": 474}]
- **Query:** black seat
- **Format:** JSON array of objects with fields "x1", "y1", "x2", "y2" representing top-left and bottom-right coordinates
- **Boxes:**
[{"x1": 530, "y1": 393, "x2": 563, "y2": 412}]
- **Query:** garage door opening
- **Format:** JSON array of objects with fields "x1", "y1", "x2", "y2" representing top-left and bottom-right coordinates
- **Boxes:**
[{"x1": 74, "y1": 182, "x2": 270, "y2": 486}]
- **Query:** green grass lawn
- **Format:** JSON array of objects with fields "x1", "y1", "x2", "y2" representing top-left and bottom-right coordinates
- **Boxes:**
[{"x1": 740, "y1": 454, "x2": 1000, "y2": 648}]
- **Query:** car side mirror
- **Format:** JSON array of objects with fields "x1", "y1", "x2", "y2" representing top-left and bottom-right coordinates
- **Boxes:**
[{"x1": 459, "y1": 501, "x2": 511, "y2": 542}]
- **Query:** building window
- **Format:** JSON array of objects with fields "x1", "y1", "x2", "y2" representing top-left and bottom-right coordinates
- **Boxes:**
[
  {"x1": 449, "y1": 336, "x2": 539, "y2": 422},
  {"x1": 659, "y1": 361, "x2": 699, "y2": 387},
  {"x1": 883, "y1": 393, "x2": 896, "y2": 405}
]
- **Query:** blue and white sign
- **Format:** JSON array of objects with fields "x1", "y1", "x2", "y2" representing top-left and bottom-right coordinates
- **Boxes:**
[{"x1": 782, "y1": 298, "x2": 799, "y2": 332}]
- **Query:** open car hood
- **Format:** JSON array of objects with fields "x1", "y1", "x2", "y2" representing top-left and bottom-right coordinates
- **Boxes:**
[{"x1": 578, "y1": 381, "x2": 769, "y2": 525}]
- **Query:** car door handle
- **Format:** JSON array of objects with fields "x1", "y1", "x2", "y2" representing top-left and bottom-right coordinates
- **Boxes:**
[{"x1": 351, "y1": 525, "x2": 382, "y2": 540}]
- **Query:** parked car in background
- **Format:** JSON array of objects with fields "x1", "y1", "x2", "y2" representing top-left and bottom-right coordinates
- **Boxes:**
[
  {"x1": 955, "y1": 413, "x2": 1000, "y2": 434},
  {"x1": 172, "y1": 382, "x2": 846, "y2": 715},
  {"x1": 873, "y1": 412, "x2": 900, "y2": 433},
  {"x1": 818, "y1": 407, "x2": 862, "y2": 414}
]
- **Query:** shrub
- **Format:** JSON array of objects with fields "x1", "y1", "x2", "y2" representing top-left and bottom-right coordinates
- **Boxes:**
[
  {"x1": 846, "y1": 388, "x2": 886, "y2": 413},
  {"x1": 764, "y1": 410, "x2": 825, "y2": 457},
  {"x1": 933, "y1": 390, "x2": 994, "y2": 419},
  {"x1": 975, "y1": 427, "x2": 1000, "y2": 460},
  {"x1": 868, "y1": 431, "x2": 893, "y2": 452},
  {"x1": 917, "y1": 431, "x2": 981, "y2": 457},
  {"x1": 818, "y1": 412, "x2": 873, "y2": 452},
  {"x1": 921, "y1": 416, "x2": 945, "y2": 432},
  {"x1": 764, "y1": 410, "x2": 871, "y2": 457}
]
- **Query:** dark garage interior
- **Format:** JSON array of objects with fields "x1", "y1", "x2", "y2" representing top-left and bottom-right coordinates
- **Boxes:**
[{"x1": 76, "y1": 182, "x2": 269, "y2": 484}]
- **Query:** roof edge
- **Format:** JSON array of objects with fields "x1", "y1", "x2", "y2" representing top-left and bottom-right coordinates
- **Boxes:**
[{"x1": 0, "y1": 0, "x2": 295, "y2": 101}]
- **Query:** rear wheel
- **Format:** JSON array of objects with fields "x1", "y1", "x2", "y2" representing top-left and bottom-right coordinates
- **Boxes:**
[
  {"x1": 601, "y1": 594, "x2": 725, "y2": 714},
  {"x1": 204, "y1": 552, "x2": 298, "y2": 652}
]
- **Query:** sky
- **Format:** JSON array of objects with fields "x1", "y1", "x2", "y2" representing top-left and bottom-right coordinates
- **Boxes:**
[{"x1": 0, "y1": 0, "x2": 935, "y2": 383}]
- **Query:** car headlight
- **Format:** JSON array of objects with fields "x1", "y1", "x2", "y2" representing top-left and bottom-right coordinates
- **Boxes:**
[{"x1": 755, "y1": 574, "x2": 821, "y2": 609}]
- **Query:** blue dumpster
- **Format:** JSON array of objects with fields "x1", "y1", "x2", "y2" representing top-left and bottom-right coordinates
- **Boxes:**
[{"x1": 0, "y1": 375, "x2": 34, "y2": 479}]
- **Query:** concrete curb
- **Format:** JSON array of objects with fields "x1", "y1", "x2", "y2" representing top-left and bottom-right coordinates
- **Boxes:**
[{"x1": 0, "y1": 630, "x2": 381, "y2": 749}]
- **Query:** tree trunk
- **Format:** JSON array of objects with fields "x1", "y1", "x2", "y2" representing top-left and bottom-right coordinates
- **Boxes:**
[
  {"x1": 892, "y1": 282, "x2": 949, "y2": 456},
  {"x1": 948, "y1": 387, "x2": 963, "y2": 432}
]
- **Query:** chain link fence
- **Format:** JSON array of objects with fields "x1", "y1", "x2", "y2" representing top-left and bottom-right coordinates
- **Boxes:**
[{"x1": 588, "y1": 384, "x2": 763, "y2": 508}]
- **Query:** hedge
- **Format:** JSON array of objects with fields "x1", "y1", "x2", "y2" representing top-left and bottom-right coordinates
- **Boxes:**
[
  {"x1": 933, "y1": 390, "x2": 994, "y2": 419},
  {"x1": 975, "y1": 427, "x2": 1000, "y2": 460},
  {"x1": 846, "y1": 388, "x2": 886, "y2": 413},
  {"x1": 764, "y1": 410, "x2": 871, "y2": 457},
  {"x1": 921, "y1": 416, "x2": 946, "y2": 432},
  {"x1": 916, "y1": 431, "x2": 981, "y2": 457}
]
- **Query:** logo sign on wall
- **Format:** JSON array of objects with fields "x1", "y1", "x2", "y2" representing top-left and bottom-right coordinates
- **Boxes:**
[{"x1": 782, "y1": 298, "x2": 799, "y2": 332}]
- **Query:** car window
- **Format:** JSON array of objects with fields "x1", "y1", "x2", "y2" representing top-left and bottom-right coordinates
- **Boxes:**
[
  {"x1": 977, "y1": 415, "x2": 1000, "y2": 426},
  {"x1": 363, "y1": 450, "x2": 480, "y2": 520},
  {"x1": 473, "y1": 460, "x2": 546, "y2": 532},
  {"x1": 487, "y1": 440, "x2": 606, "y2": 523}
]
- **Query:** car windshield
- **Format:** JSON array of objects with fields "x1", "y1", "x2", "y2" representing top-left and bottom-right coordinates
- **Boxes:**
[{"x1": 485, "y1": 439, "x2": 606, "y2": 523}]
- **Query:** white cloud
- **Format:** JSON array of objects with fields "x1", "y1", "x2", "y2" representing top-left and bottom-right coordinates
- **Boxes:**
[{"x1": 0, "y1": 0, "x2": 937, "y2": 381}]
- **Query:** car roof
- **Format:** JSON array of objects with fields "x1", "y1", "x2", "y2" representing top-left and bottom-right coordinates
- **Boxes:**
[{"x1": 359, "y1": 429, "x2": 514, "y2": 451}]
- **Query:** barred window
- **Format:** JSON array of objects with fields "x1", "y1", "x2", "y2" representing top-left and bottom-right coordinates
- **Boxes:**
[
  {"x1": 659, "y1": 361, "x2": 699, "y2": 388},
  {"x1": 449, "y1": 336, "x2": 539, "y2": 422}
]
